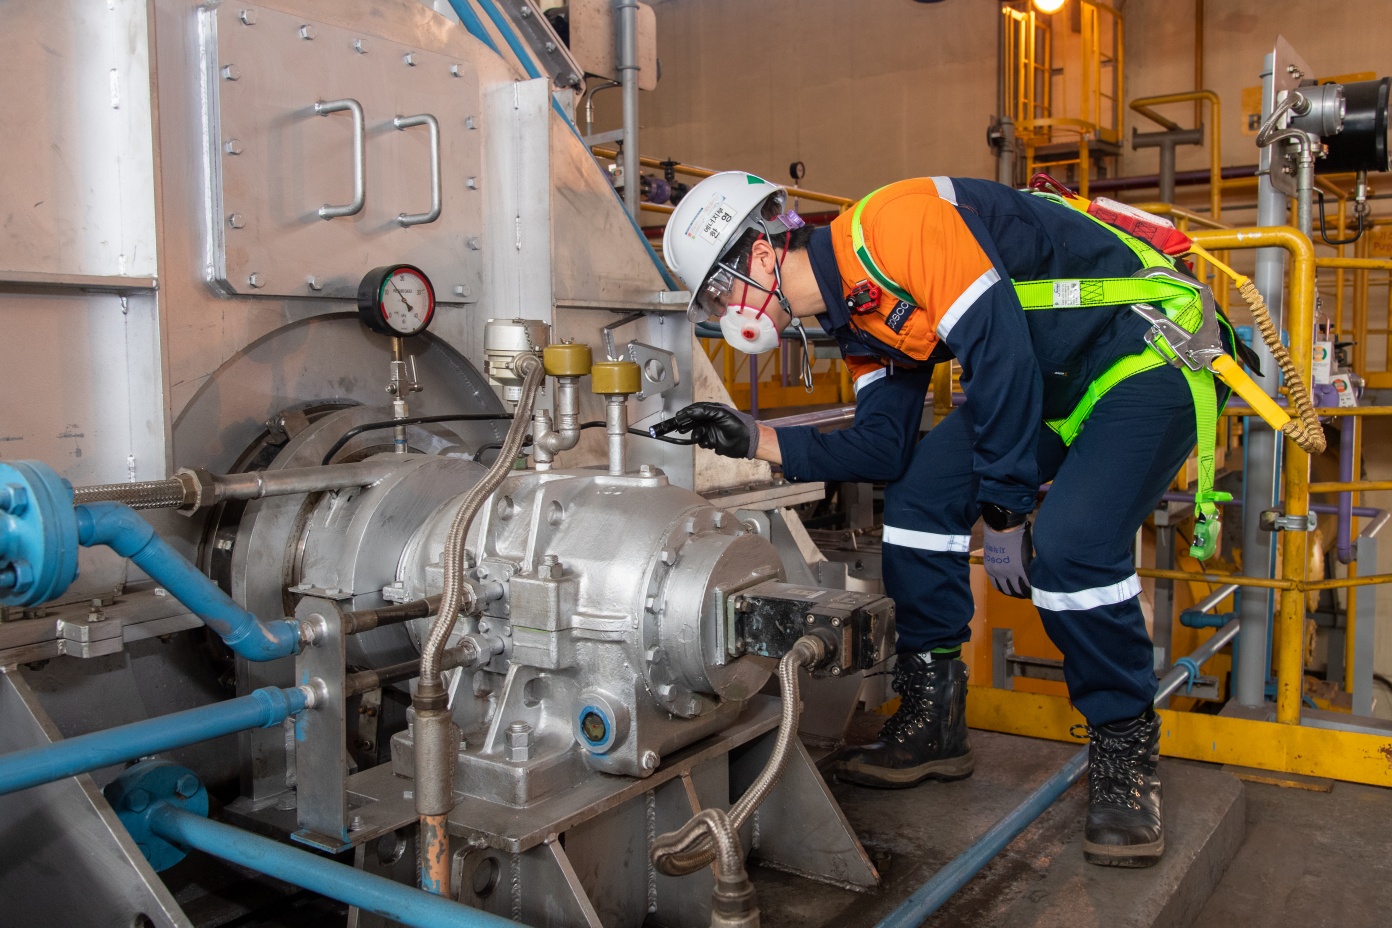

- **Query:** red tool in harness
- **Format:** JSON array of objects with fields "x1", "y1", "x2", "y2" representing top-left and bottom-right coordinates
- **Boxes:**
[{"x1": 1028, "y1": 173, "x2": 1193, "y2": 257}]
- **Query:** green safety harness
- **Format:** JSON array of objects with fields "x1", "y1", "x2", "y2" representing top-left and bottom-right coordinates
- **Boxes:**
[{"x1": 850, "y1": 189, "x2": 1235, "y2": 560}]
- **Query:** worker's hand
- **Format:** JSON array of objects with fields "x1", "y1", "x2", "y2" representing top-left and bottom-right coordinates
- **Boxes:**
[
  {"x1": 656, "y1": 402, "x2": 759, "y2": 458},
  {"x1": 982, "y1": 522, "x2": 1033, "y2": 599}
]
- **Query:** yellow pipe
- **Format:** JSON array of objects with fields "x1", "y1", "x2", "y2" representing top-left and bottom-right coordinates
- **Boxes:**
[
  {"x1": 1129, "y1": 90, "x2": 1222, "y2": 220},
  {"x1": 1315, "y1": 257, "x2": 1392, "y2": 271},
  {"x1": 1309, "y1": 480, "x2": 1392, "y2": 494},
  {"x1": 1223, "y1": 405, "x2": 1392, "y2": 418},
  {"x1": 1191, "y1": 226, "x2": 1315, "y2": 724},
  {"x1": 1300, "y1": 574, "x2": 1392, "y2": 593},
  {"x1": 1129, "y1": 201, "x2": 1230, "y2": 231}
]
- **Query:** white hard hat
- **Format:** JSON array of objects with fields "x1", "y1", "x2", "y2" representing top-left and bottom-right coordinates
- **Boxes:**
[{"x1": 662, "y1": 172, "x2": 787, "y2": 321}]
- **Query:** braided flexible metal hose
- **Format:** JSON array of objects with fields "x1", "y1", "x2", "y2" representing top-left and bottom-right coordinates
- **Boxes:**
[
  {"x1": 1237, "y1": 280, "x2": 1327, "y2": 454},
  {"x1": 419, "y1": 353, "x2": 545, "y2": 687},
  {"x1": 72, "y1": 478, "x2": 188, "y2": 510},
  {"x1": 651, "y1": 635, "x2": 826, "y2": 877}
]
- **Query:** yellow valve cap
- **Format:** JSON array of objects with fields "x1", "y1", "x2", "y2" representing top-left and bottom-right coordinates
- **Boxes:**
[
  {"x1": 590, "y1": 360, "x2": 641, "y2": 395},
  {"x1": 543, "y1": 342, "x2": 593, "y2": 377}
]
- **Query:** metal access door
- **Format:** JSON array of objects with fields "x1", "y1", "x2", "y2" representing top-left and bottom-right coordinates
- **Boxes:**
[{"x1": 200, "y1": 3, "x2": 483, "y2": 302}]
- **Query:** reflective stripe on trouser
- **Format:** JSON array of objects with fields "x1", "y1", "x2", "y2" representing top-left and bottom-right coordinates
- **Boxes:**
[{"x1": 882, "y1": 363, "x2": 1200, "y2": 725}]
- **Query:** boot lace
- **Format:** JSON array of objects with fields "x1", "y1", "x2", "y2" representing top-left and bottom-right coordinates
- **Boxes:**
[
  {"x1": 882, "y1": 662, "x2": 938, "y2": 745},
  {"x1": 1071, "y1": 722, "x2": 1150, "y2": 811}
]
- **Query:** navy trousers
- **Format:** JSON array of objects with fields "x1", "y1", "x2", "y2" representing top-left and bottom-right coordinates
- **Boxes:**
[{"x1": 881, "y1": 361, "x2": 1201, "y2": 726}]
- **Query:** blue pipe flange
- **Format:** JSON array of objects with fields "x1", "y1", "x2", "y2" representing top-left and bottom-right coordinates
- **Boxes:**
[
  {"x1": 1173, "y1": 656, "x2": 1201, "y2": 694},
  {"x1": 0, "y1": 460, "x2": 80, "y2": 607},
  {"x1": 104, "y1": 760, "x2": 209, "y2": 872}
]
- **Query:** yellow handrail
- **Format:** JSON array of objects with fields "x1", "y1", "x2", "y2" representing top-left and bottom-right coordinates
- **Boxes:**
[
  {"x1": 1129, "y1": 91, "x2": 1223, "y2": 221},
  {"x1": 1190, "y1": 226, "x2": 1314, "y2": 724}
]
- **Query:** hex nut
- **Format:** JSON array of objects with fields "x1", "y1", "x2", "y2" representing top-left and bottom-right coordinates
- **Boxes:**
[
  {"x1": 505, "y1": 721, "x2": 534, "y2": 762},
  {"x1": 221, "y1": 64, "x2": 241, "y2": 81},
  {"x1": 641, "y1": 750, "x2": 660, "y2": 771},
  {"x1": 299, "y1": 23, "x2": 316, "y2": 40}
]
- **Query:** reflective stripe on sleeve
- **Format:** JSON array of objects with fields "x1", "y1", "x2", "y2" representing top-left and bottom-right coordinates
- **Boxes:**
[
  {"x1": 882, "y1": 525, "x2": 972, "y2": 553},
  {"x1": 1031, "y1": 575, "x2": 1142, "y2": 612},
  {"x1": 935, "y1": 268, "x2": 1002, "y2": 339},
  {"x1": 854, "y1": 368, "x2": 889, "y2": 395},
  {"x1": 930, "y1": 176, "x2": 958, "y2": 205}
]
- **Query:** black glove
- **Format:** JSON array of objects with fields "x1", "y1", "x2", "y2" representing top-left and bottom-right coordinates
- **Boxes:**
[
  {"x1": 654, "y1": 402, "x2": 759, "y2": 458},
  {"x1": 982, "y1": 522, "x2": 1033, "y2": 599}
]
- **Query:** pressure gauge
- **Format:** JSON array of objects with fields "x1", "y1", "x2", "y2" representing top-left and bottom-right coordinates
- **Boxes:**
[{"x1": 357, "y1": 264, "x2": 436, "y2": 337}]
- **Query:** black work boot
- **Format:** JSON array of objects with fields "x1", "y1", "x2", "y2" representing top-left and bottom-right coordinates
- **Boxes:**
[
  {"x1": 838, "y1": 654, "x2": 974, "y2": 788},
  {"x1": 1079, "y1": 710, "x2": 1164, "y2": 867}
]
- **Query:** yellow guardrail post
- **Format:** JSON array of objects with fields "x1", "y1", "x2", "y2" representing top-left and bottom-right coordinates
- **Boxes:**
[{"x1": 1191, "y1": 227, "x2": 1314, "y2": 725}]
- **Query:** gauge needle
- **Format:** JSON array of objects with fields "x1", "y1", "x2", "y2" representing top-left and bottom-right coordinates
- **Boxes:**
[{"x1": 388, "y1": 277, "x2": 415, "y2": 313}]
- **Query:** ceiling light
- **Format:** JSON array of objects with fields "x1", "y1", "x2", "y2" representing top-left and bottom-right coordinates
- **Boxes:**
[{"x1": 1033, "y1": 0, "x2": 1067, "y2": 13}]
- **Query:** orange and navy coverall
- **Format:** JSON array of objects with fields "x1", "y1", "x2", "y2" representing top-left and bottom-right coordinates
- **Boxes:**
[{"x1": 773, "y1": 177, "x2": 1216, "y2": 725}]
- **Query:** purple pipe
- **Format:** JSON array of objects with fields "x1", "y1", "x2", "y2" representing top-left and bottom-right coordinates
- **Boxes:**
[{"x1": 1338, "y1": 416, "x2": 1356, "y2": 563}]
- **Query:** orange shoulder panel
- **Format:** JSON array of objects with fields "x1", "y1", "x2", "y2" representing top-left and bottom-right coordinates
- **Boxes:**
[{"x1": 830, "y1": 180, "x2": 996, "y2": 362}]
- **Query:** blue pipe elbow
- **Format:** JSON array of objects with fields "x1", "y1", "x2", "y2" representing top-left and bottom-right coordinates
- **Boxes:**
[{"x1": 75, "y1": 502, "x2": 299, "y2": 661}]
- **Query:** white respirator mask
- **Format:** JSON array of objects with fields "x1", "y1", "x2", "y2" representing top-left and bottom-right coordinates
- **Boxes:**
[{"x1": 720, "y1": 304, "x2": 781, "y2": 354}]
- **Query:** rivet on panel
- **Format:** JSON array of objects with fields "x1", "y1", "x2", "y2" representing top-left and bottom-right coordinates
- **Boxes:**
[
  {"x1": 239, "y1": 9, "x2": 257, "y2": 25},
  {"x1": 466, "y1": 177, "x2": 478, "y2": 190},
  {"x1": 226, "y1": 213, "x2": 245, "y2": 229},
  {"x1": 518, "y1": 5, "x2": 532, "y2": 16},
  {"x1": 221, "y1": 64, "x2": 241, "y2": 81},
  {"x1": 353, "y1": 38, "x2": 368, "y2": 54},
  {"x1": 299, "y1": 24, "x2": 316, "y2": 40},
  {"x1": 450, "y1": 64, "x2": 464, "y2": 78},
  {"x1": 403, "y1": 52, "x2": 417, "y2": 67},
  {"x1": 306, "y1": 275, "x2": 323, "y2": 291},
  {"x1": 467, "y1": 237, "x2": 481, "y2": 251},
  {"x1": 247, "y1": 272, "x2": 264, "y2": 288},
  {"x1": 224, "y1": 139, "x2": 244, "y2": 155}
]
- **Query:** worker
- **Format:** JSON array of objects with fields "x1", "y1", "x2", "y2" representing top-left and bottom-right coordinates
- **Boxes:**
[{"x1": 657, "y1": 172, "x2": 1238, "y2": 869}]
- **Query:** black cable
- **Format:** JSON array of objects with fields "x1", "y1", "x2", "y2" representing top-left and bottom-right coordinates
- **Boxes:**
[
  {"x1": 1316, "y1": 191, "x2": 1366, "y2": 247},
  {"x1": 578, "y1": 419, "x2": 697, "y2": 445},
  {"x1": 321, "y1": 413, "x2": 513, "y2": 465}
]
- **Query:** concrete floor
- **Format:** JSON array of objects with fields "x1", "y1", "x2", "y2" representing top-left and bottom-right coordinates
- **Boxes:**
[
  {"x1": 751, "y1": 726, "x2": 1392, "y2": 928},
  {"x1": 1194, "y1": 777, "x2": 1392, "y2": 927}
]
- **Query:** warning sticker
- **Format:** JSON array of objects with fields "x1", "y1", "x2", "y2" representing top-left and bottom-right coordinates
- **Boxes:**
[
  {"x1": 684, "y1": 193, "x2": 738, "y2": 245},
  {"x1": 1053, "y1": 280, "x2": 1081, "y2": 307}
]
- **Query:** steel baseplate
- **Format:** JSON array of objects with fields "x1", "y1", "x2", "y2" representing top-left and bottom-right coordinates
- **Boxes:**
[{"x1": 345, "y1": 696, "x2": 878, "y2": 928}]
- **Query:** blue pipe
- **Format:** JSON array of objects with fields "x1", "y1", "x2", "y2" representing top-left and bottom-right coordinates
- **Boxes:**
[
  {"x1": 874, "y1": 750, "x2": 1090, "y2": 928},
  {"x1": 144, "y1": 802, "x2": 516, "y2": 928},
  {"x1": 473, "y1": 0, "x2": 543, "y2": 80},
  {"x1": 445, "y1": 0, "x2": 500, "y2": 54},
  {"x1": 0, "y1": 686, "x2": 307, "y2": 797},
  {"x1": 75, "y1": 501, "x2": 299, "y2": 661}
]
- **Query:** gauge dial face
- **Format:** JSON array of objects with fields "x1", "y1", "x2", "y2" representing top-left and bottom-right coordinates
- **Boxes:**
[{"x1": 357, "y1": 264, "x2": 435, "y2": 337}]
